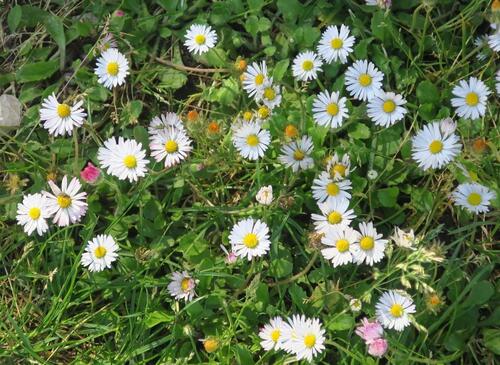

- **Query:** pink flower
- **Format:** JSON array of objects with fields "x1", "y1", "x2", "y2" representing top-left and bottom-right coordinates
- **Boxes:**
[
  {"x1": 80, "y1": 162, "x2": 100, "y2": 184},
  {"x1": 355, "y1": 318, "x2": 384, "y2": 343},
  {"x1": 367, "y1": 338, "x2": 388, "y2": 357},
  {"x1": 220, "y1": 244, "x2": 237, "y2": 264},
  {"x1": 114, "y1": 9, "x2": 125, "y2": 17}
]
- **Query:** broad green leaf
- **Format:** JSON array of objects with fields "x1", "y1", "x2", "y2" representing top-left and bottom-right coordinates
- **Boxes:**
[
  {"x1": 272, "y1": 59, "x2": 289, "y2": 81},
  {"x1": 144, "y1": 311, "x2": 174, "y2": 328},
  {"x1": 377, "y1": 187, "x2": 399, "y2": 207},
  {"x1": 8, "y1": 5, "x2": 22, "y2": 32},
  {"x1": 463, "y1": 280, "x2": 494, "y2": 307},
  {"x1": 16, "y1": 60, "x2": 59, "y2": 82},
  {"x1": 348, "y1": 122, "x2": 371, "y2": 140},
  {"x1": 416, "y1": 80, "x2": 440, "y2": 104},
  {"x1": 327, "y1": 313, "x2": 355, "y2": 331},
  {"x1": 43, "y1": 15, "x2": 66, "y2": 70},
  {"x1": 483, "y1": 328, "x2": 500, "y2": 355}
]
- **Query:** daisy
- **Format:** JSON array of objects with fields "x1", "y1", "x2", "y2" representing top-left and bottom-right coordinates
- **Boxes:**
[
  {"x1": 278, "y1": 135, "x2": 314, "y2": 172},
  {"x1": 167, "y1": 271, "x2": 197, "y2": 301},
  {"x1": 39, "y1": 93, "x2": 86, "y2": 136},
  {"x1": 496, "y1": 70, "x2": 500, "y2": 94},
  {"x1": 184, "y1": 24, "x2": 217, "y2": 55},
  {"x1": 451, "y1": 77, "x2": 490, "y2": 120},
  {"x1": 255, "y1": 105, "x2": 273, "y2": 123},
  {"x1": 97, "y1": 137, "x2": 149, "y2": 182},
  {"x1": 256, "y1": 185, "x2": 273, "y2": 205},
  {"x1": 312, "y1": 90, "x2": 348, "y2": 128},
  {"x1": 292, "y1": 51, "x2": 323, "y2": 81},
  {"x1": 488, "y1": 30, "x2": 500, "y2": 52},
  {"x1": 282, "y1": 316, "x2": 326, "y2": 362},
  {"x1": 81, "y1": 234, "x2": 119, "y2": 272},
  {"x1": 312, "y1": 171, "x2": 352, "y2": 205},
  {"x1": 149, "y1": 128, "x2": 192, "y2": 168},
  {"x1": 16, "y1": 193, "x2": 51, "y2": 236},
  {"x1": 451, "y1": 183, "x2": 496, "y2": 214},
  {"x1": 232, "y1": 122, "x2": 271, "y2": 160},
  {"x1": 259, "y1": 317, "x2": 289, "y2": 351},
  {"x1": 411, "y1": 121, "x2": 462, "y2": 170},
  {"x1": 229, "y1": 218, "x2": 271, "y2": 260},
  {"x1": 375, "y1": 290, "x2": 416, "y2": 331},
  {"x1": 474, "y1": 35, "x2": 489, "y2": 61},
  {"x1": 326, "y1": 153, "x2": 351, "y2": 180},
  {"x1": 367, "y1": 91, "x2": 407, "y2": 127},
  {"x1": 321, "y1": 226, "x2": 360, "y2": 267},
  {"x1": 98, "y1": 33, "x2": 117, "y2": 52},
  {"x1": 317, "y1": 24, "x2": 355, "y2": 64},
  {"x1": 256, "y1": 78, "x2": 281, "y2": 109},
  {"x1": 311, "y1": 198, "x2": 355, "y2": 234},
  {"x1": 242, "y1": 61, "x2": 268, "y2": 97},
  {"x1": 148, "y1": 112, "x2": 185, "y2": 136},
  {"x1": 94, "y1": 48, "x2": 129, "y2": 89},
  {"x1": 345, "y1": 60, "x2": 384, "y2": 101},
  {"x1": 352, "y1": 222, "x2": 387, "y2": 266},
  {"x1": 44, "y1": 176, "x2": 88, "y2": 227}
]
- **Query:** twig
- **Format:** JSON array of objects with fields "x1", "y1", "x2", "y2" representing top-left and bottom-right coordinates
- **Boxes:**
[
  {"x1": 154, "y1": 56, "x2": 230, "y2": 74},
  {"x1": 268, "y1": 251, "x2": 319, "y2": 287}
]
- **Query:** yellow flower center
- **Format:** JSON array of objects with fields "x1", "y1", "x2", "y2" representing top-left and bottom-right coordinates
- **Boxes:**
[
  {"x1": 383, "y1": 100, "x2": 396, "y2": 113},
  {"x1": 326, "y1": 182, "x2": 340, "y2": 196},
  {"x1": 57, "y1": 103, "x2": 71, "y2": 118},
  {"x1": 243, "y1": 111, "x2": 253, "y2": 121},
  {"x1": 255, "y1": 73, "x2": 265, "y2": 85},
  {"x1": 107, "y1": 61, "x2": 119, "y2": 76},
  {"x1": 331, "y1": 38, "x2": 343, "y2": 49},
  {"x1": 326, "y1": 103, "x2": 339, "y2": 116},
  {"x1": 331, "y1": 164, "x2": 346, "y2": 177},
  {"x1": 203, "y1": 338, "x2": 219, "y2": 353},
  {"x1": 57, "y1": 194, "x2": 72, "y2": 208},
  {"x1": 165, "y1": 140, "x2": 178, "y2": 153},
  {"x1": 243, "y1": 233, "x2": 258, "y2": 248},
  {"x1": 429, "y1": 140, "x2": 443, "y2": 154},
  {"x1": 467, "y1": 192, "x2": 482, "y2": 206},
  {"x1": 246, "y1": 134, "x2": 259, "y2": 147},
  {"x1": 293, "y1": 149, "x2": 305, "y2": 161},
  {"x1": 258, "y1": 106, "x2": 270, "y2": 119},
  {"x1": 358, "y1": 73, "x2": 372, "y2": 87},
  {"x1": 336, "y1": 239, "x2": 350, "y2": 252},
  {"x1": 359, "y1": 236, "x2": 374, "y2": 250},
  {"x1": 123, "y1": 155, "x2": 137, "y2": 168},
  {"x1": 94, "y1": 246, "x2": 107, "y2": 259},
  {"x1": 465, "y1": 92, "x2": 479, "y2": 106},
  {"x1": 285, "y1": 124, "x2": 298, "y2": 138},
  {"x1": 271, "y1": 329, "x2": 281, "y2": 342},
  {"x1": 390, "y1": 303, "x2": 404, "y2": 318},
  {"x1": 327, "y1": 211, "x2": 342, "y2": 224},
  {"x1": 28, "y1": 207, "x2": 41, "y2": 220},
  {"x1": 304, "y1": 334, "x2": 316, "y2": 348},
  {"x1": 181, "y1": 277, "x2": 192, "y2": 292},
  {"x1": 264, "y1": 87, "x2": 276, "y2": 100},
  {"x1": 194, "y1": 34, "x2": 206, "y2": 45},
  {"x1": 429, "y1": 294, "x2": 441, "y2": 306},
  {"x1": 302, "y1": 60, "x2": 314, "y2": 71}
]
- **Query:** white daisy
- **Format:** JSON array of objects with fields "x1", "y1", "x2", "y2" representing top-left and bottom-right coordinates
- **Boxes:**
[
  {"x1": 184, "y1": 24, "x2": 217, "y2": 55},
  {"x1": 94, "y1": 48, "x2": 129, "y2": 89},
  {"x1": 411, "y1": 121, "x2": 462, "y2": 171},
  {"x1": 98, "y1": 33, "x2": 117, "y2": 52},
  {"x1": 311, "y1": 198, "x2": 355, "y2": 234},
  {"x1": 321, "y1": 226, "x2": 360, "y2": 267},
  {"x1": 282, "y1": 316, "x2": 326, "y2": 362},
  {"x1": 255, "y1": 78, "x2": 281, "y2": 109},
  {"x1": 312, "y1": 171, "x2": 352, "y2": 205},
  {"x1": 167, "y1": 271, "x2": 197, "y2": 301},
  {"x1": 474, "y1": 35, "x2": 489, "y2": 61},
  {"x1": 259, "y1": 316, "x2": 289, "y2": 351},
  {"x1": 229, "y1": 218, "x2": 271, "y2": 260},
  {"x1": 44, "y1": 176, "x2": 88, "y2": 227},
  {"x1": 367, "y1": 91, "x2": 407, "y2": 127},
  {"x1": 232, "y1": 122, "x2": 271, "y2": 160},
  {"x1": 451, "y1": 77, "x2": 490, "y2": 120},
  {"x1": 39, "y1": 93, "x2": 86, "y2": 136},
  {"x1": 496, "y1": 70, "x2": 500, "y2": 94},
  {"x1": 376, "y1": 290, "x2": 416, "y2": 331},
  {"x1": 488, "y1": 30, "x2": 500, "y2": 52},
  {"x1": 312, "y1": 90, "x2": 348, "y2": 128},
  {"x1": 256, "y1": 185, "x2": 273, "y2": 206},
  {"x1": 16, "y1": 193, "x2": 51, "y2": 236},
  {"x1": 278, "y1": 135, "x2": 314, "y2": 172},
  {"x1": 451, "y1": 183, "x2": 496, "y2": 214},
  {"x1": 345, "y1": 60, "x2": 384, "y2": 101},
  {"x1": 81, "y1": 234, "x2": 119, "y2": 272},
  {"x1": 352, "y1": 222, "x2": 387, "y2": 266},
  {"x1": 242, "y1": 61, "x2": 268, "y2": 97},
  {"x1": 97, "y1": 137, "x2": 149, "y2": 182},
  {"x1": 149, "y1": 128, "x2": 192, "y2": 168},
  {"x1": 148, "y1": 112, "x2": 185, "y2": 136},
  {"x1": 326, "y1": 153, "x2": 351, "y2": 181},
  {"x1": 317, "y1": 24, "x2": 355, "y2": 64},
  {"x1": 292, "y1": 51, "x2": 323, "y2": 81}
]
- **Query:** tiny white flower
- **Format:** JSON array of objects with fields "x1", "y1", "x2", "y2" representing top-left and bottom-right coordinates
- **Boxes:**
[
  {"x1": 376, "y1": 290, "x2": 416, "y2": 331},
  {"x1": 312, "y1": 171, "x2": 352, "y2": 205},
  {"x1": 278, "y1": 135, "x2": 315, "y2": 172},
  {"x1": 451, "y1": 77, "x2": 490, "y2": 120},
  {"x1": 292, "y1": 51, "x2": 323, "y2": 81},
  {"x1": 16, "y1": 193, "x2": 51, "y2": 236},
  {"x1": 229, "y1": 218, "x2": 271, "y2": 260},
  {"x1": 256, "y1": 185, "x2": 273, "y2": 205},
  {"x1": 312, "y1": 198, "x2": 355, "y2": 234},
  {"x1": 321, "y1": 226, "x2": 360, "y2": 267},
  {"x1": 39, "y1": 93, "x2": 86, "y2": 136},
  {"x1": 94, "y1": 48, "x2": 129, "y2": 89},
  {"x1": 149, "y1": 128, "x2": 193, "y2": 168},
  {"x1": 367, "y1": 91, "x2": 407, "y2": 127},
  {"x1": 352, "y1": 221, "x2": 387, "y2": 266},
  {"x1": 349, "y1": 298, "x2": 362, "y2": 312},
  {"x1": 184, "y1": 24, "x2": 217, "y2": 55},
  {"x1": 242, "y1": 61, "x2": 268, "y2": 97},
  {"x1": 81, "y1": 234, "x2": 119, "y2": 272},
  {"x1": 255, "y1": 78, "x2": 282, "y2": 109},
  {"x1": 391, "y1": 227, "x2": 418, "y2": 250},
  {"x1": 345, "y1": 60, "x2": 384, "y2": 101},
  {"x1": 44, "y1": 176, "x2": 88, "y2": 227},
  {"x1": 259, "y1": 316, "x2": 289, "y2": 351},
  {"x1": 312, "y1": 90, "x2": 349, "y2": 128},
  {"x1": 317, "y1": 24, "x2": 356, "y2": 64},
  {"x1": 148, "y1": 112, "x2": 185, "y2": 136},
  {"x1": 232, "y1": 122, "x2": 271, "y2": 160},
  {"x1": 168, "y1": 271, "x2": 197, "y2": 301},
  {"x1": 451, "y1": 183, "x2": 496, "y2": 214}
]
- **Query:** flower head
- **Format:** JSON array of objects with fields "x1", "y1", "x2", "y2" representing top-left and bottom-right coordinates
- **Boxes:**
[
  {"x1": 184, "y1": 24, "x2": 217, "y2": 55},
  {"x1": 292, "y1": 51, "x2": 323, "y2": 81},
  {"x1": 229, "y1": 218, "x2": 271, "y2": 260},
  {"x1": 168, "y1": 271, "x2": 197, "y2": 301},
  {"x1": 39, "y1": 93, "x2": 86, "y2": 136},
  {"x1": 94, "y1": 48, "x2": 129, "y2": 89},
  {"x1": 44, "y1": 176, "x2": 88, "y2": 227},
  {"x1": 81, "y1": 234, "x2": 119, "y2": 272},
  {"x1": 16, "y1": 193, "x2": 51, "y2": 236}
]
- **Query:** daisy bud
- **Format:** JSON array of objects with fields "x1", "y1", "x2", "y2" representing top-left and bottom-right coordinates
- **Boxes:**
[
  {"x1": 439, "y1": 117, "x2": 456, "y2": 137},
  {"x1": 355, "y1": 318, "x2": 384, "y2": 343},
  {"x1": 492, "y1": 0, "x2": 500, "y2": 12},
  {"x1": 367, "y1": 338, "x2": 388, "y2": 357},
  {"x1": 235, "y1": 59, "x2": 247, "y2": 72},
  {"x1": 472, "y1": 138, "x2": 488, "y2": 153},
  {"x1": 284, "y1": 124, "x2": 299, "y2": 139},
  {"x1": 207, "y1": 120, "x2": 220, "y2": 134},
  {"x1": 349, "y1": 298, "x2": 362, "y2": 313},
  {"x1": 114, "y1": 9, "x2": 125, "y2": 16},
  {"x1": 203, "y1": 338, "x2": 219, "y2": 353},
  {"x1": 0, "y1": 94, "x2": 22, "y2": 129},
  {"x1": 367, "y1": 169, "x2": 378, "y2": 180},
  {"x1": 256, "y1": 185, "x2": 273, "y2": 206},
  {"x1": 80, "y1": 162, "x2": 101, "y2": 184},
  {"x1": 183, "y1": 324, "x2": 194, "y2": 337},
  {"x1": 187, "y1": 110, "x2": 199, "y2": 122},
  {"x1": 242, "y1": 111, "x2": 253, "y2": 121}
]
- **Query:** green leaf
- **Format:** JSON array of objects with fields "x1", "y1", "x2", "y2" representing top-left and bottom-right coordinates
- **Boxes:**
[
  {"x1": 144, "y1": 310, "x2": 174, "y2": 328},
  {"x1": 327, "y1": 313, "x2": 354, "y2": 331},
  {"x1": 133, "y1": 126, "x2": 149, "y2": 150},
  {"x1": 234, "y1": 345, "x2": 254, "y2": 365},
  {"x1": 269, "y1": 258, "x2": 293, "y2": 278},
  {"x1": 377, "y1": 187, "x2": 399, "y2": 207},
  {"x1": 464, "y1": 280, "x2": 494, "y2": 307},
  {"x1": 348, "y1": 122, "x2": 371, "y2": 140},
  {"x1": 159, "y1": 68, "x2": 188, "y2": 90},
  {"x1": 43, "y1": 15, "x2": 66, "y2": 70},
  {"x1": 8, "y1": 5, "x2": 22, "y2": 32},
  {"x1": 483, "y1": 328, "x2": 500, "y2": 355},
  {"x1": 416, "y1": 80, "x2": 440, "y2": 104},
  {"x1": 16, "y1": 60, "x2": 59, "y2": 83},
  {"x1": 272, "y1": 59, "x2": 289, "y2": 81}
]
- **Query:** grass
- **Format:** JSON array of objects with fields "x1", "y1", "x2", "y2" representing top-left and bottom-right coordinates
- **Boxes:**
[{"x1": 1, "y1": 0, "x2": 499, "y2": 364}]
